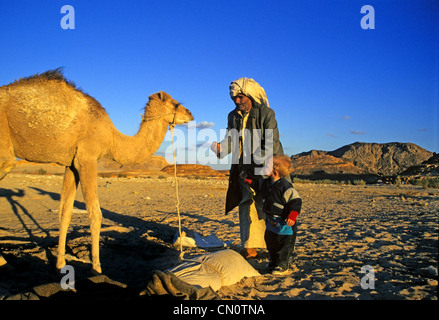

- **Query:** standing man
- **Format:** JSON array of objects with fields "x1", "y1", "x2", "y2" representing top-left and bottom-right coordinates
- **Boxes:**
[{"x1": 211, "y1": 77, "x2": 284, "y2": 259}]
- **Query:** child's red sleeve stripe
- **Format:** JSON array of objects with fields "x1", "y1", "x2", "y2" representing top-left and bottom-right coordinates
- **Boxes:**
[{"x1": 288, "y1": 211, "x2": 299, "y2": 221}]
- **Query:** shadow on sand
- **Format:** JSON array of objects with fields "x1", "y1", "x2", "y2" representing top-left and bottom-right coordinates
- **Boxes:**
[{"x1": 0, "y1": 186, "x2": 184, "y2": 298}]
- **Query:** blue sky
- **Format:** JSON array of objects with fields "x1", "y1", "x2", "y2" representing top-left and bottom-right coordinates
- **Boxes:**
[{"x1": 1, "y1": 0, "x2": 438, "y2": 169}]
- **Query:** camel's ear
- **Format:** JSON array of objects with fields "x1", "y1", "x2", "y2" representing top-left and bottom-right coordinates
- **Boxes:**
[
  {"x1": 158, "y1": 91, "x2": 171, "y2": 101},
  {"x1": 148, "y1": 92, "x2": 160, "y2": 101},
  {"x1": 149, "y1": 91, "x2": 172, "y2": 102}
]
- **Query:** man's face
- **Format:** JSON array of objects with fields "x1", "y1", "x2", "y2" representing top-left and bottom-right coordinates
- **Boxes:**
[{"x1": 233, "y1": 93, "x2": 252, "y2": 113}]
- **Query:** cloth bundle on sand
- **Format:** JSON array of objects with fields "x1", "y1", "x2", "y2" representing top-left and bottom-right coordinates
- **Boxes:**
[
  {"x1": 3, "y1": 251, "x2": 260, "y2": 300},
  {"x1": 173, "y1": 228, "x2": 234, "y2": 249},
  {"x1": 140, "y1": 270, "x2": 220, "y2": 300},
  {"x1": 141, "y1": 249, "x2": 260, "y2": 300}
]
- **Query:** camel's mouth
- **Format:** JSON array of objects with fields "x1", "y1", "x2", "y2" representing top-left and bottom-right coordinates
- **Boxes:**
[
  {"x1": 172, "y1": 107, "x2": 194, "y2": 125},
  {"x1": 173, "y1": 113, "x2": 194, "y2": 125}
]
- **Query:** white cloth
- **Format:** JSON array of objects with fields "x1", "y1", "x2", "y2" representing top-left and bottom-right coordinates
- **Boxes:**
[
  {"x1": 229, "y1": 77, "x2": 269, "y2": 108},
  {"x1": 173, "y1": 229, "x2": 233, "y2": 248}
]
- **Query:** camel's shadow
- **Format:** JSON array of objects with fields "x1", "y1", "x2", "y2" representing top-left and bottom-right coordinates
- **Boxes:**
[
  {"x1": 29, "y1": 187, "x2": 178, "y2": 242},
  {"x1": 0, "y1": 186, "x2": 182, "y2": 294},
  {"x1": 0, "y1": 188, "x2": 52, "y2": 241}
]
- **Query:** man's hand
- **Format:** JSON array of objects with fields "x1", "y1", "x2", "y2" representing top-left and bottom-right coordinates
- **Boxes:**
[{"x1": 210, "y1": 142, "x2": 222, "y2": 154}]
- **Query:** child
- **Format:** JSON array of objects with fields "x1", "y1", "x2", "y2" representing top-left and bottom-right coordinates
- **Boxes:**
[{"x1": 241, "y1": 155, "x2": 302, "y2": 275}]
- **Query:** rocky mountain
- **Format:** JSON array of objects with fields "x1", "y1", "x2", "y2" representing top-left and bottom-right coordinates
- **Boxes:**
[
  {"x1": 291, "y1": 142, "x2": 434, "y2": 180},
  {"x1": 10, "y1": 156, "x2": 229, "y2": 179},
  {"x1": 11, "y1": 160, "x2": 66, "y2": 175},
  {"x1": 97, "y1": 155, "x2": 169, "y2": 173},
  {"x1": 328, "y1": 142, "x2": 433, "y2": 176},
  {"x1": 290, "y1": 150, "x2": 367, "y2": 175},
  {"x1": 10, "y1": 155, "x2": 170, "y2": 177},
  {"x1": 9, "y1": 142, "x2": 435, "y2": 182},
  {"x1": 161, "y1": 164, "x2": 228, "y2": 178}
]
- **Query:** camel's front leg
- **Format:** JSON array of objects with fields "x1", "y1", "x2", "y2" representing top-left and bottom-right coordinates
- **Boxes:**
[
  {"x1": 75, "y1": 157, "x2": 102, "y2": 274},
  {"x1": 57, "y1": 166, "x2": 79, "y2": 270}
]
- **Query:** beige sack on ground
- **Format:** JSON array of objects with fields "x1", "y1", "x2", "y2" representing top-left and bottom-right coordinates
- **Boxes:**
[{"x1": 168, "y1": 249, "x2": 261, "y2": 291}]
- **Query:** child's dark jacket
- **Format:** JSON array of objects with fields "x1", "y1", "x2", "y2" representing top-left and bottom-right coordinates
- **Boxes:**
[{"x1": 246, "y1": 177, "x2": 302, "y2": 235}]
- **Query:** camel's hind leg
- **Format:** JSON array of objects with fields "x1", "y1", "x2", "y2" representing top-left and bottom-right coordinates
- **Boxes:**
[
  {"x1": 0, "y1": 112, "x2": 17, "y2": 266},
  {"x1": 0, "y1": 160, "x2": 16, "y2": 181},
  {"x1": 0, "y1": 252, "x2": 8, "y2": 267},
  {"x1": 57, "y1": 165, "x2": 80, "y2": 270},
  {"x1": 0, "y1": 112, "x2": 17, "y2": 180},
  {"x1": 0, "y1": 153, "x2": 14, "y2": 265},
  {"x1": 74, "y1": 156, "x2": 102, "y2": 274}
]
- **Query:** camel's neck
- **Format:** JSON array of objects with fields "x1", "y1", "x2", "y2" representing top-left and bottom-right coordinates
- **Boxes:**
[{"x1": 109, "y1": 117, "x2": 170, "y2": 165}]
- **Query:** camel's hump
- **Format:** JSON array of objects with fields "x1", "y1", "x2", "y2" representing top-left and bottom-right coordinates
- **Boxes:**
[{"x1": 2, "y1": 68, "x2": 108, "y2": 131}]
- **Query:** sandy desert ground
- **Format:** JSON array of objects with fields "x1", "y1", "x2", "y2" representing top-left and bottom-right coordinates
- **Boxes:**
[{"x1": 0, "y1": 173, "x2": 437, "y2": 300}]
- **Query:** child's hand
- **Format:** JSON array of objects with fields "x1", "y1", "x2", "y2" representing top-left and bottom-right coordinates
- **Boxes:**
[{"x1": 285, "y1": 211, "x2": 299, "y2": 226}]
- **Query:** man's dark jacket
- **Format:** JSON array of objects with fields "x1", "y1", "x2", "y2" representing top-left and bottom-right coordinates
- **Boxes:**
[{"x1": 217, "y1": 102, "x2": 284, "y2": 214}]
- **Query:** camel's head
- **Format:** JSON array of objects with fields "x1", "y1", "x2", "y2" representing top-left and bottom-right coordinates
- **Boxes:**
[{"x1": 145, "y1": 91, "x2": 194, "y2": 126}]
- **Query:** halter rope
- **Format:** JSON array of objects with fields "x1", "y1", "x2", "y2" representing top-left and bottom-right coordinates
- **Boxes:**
[
  {"x1": 169, "y1": 124, "x2": 184, "y2": 259},
  {"x1": 142, "y1": 112, "x2": 184, "y2": 258}
]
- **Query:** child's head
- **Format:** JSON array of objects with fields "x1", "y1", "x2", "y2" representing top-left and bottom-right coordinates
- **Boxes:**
[
  {"x1": 264, "y1": 154, "x2": 292, "y2": 179},
  {"x1": 272, "y1": 155, "x2": 293, "y2": 178}
]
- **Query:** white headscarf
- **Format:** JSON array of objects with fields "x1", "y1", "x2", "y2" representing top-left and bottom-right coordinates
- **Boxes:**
[{"x1": 229, "y1": 77, "x2": 269, "y2": 108}]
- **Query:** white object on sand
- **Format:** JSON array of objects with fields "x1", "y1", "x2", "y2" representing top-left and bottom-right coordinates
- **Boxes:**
[
  {"x1": 173, "y1": 230, "x2": 232, "y2": 249},
  {"x1": 173, "y1": 231, "x2": 197, "y2": 248}
]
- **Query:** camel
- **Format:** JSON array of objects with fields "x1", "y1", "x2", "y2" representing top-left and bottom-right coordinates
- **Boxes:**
[{"x1": 0, "y1": 68, "x2": 194, "y2": 273}]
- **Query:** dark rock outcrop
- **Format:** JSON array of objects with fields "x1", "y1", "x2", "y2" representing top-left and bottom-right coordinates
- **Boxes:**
[{"x1": 399, "y1": 153, "x2": 439, "y2": 178}]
